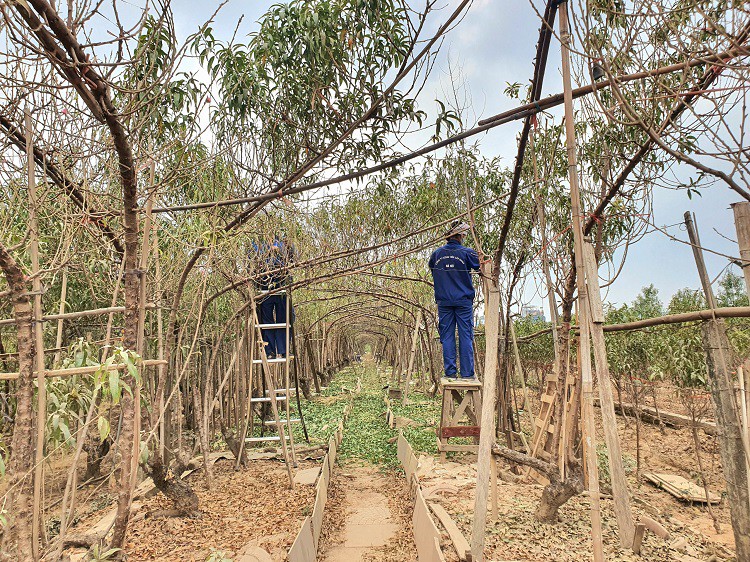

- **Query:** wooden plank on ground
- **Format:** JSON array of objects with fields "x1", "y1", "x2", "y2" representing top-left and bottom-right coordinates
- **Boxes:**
[
  {"x1": 413, "y1": 487, "x2": 443, "y2": 562},
  {"x1": 328, "y1": 437, "x2": 337, "y2": 470},
  {"x1": 597, "y1": 399, "x2": 717, "y2": 435},
  {"x1": 287, "y1": 517, "x2": 315, "y2": 562},
  {"x1": 405, "y1": 449, "x2": 418, "y2": 482},
  {"x1": 644, "y1": 473, "x2": 720, "y2": 503},
  {"x1": 311, "y1": 482, "x2": 327, "y2": 549},
  {"x1": 434, "y1": 537, "x2": 447, "y2": 562},
  {"x1": 429, "y1": 503, "x2": 470, "y2": 561},
  {"x1": 320, "y1": 457, "x2": 330, "y2": 490},
  {"x1": 398, "y1": 433, "x2": 408, "y2": 466}
]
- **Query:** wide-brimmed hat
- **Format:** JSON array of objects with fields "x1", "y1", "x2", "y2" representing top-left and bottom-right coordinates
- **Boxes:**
[{"x1": 445, "y1": 220, "x2": 470, "y2": 239}]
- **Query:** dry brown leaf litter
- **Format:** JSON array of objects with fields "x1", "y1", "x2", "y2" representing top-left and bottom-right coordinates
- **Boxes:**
[{"x1": 125, "y1": 458, "x2": 317, "y2": 561}]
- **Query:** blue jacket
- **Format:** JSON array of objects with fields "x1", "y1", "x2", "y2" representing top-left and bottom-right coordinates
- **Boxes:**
[
  {"x1": 428, "y1": 239, "x2": 480, "y2": 305},
  {"x1": 251, "y1": 238, "x2": 294, "y2": 290}
]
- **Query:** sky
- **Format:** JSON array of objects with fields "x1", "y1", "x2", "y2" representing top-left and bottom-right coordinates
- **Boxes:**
[{"x1": 162, "y1": 0, "x2": 745, "y2": 315}]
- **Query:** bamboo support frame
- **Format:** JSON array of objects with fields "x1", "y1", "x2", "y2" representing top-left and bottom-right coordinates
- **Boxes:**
[
  {"x1": 0, "y1": 359, "x2": 167, "y2": 380},
  {"x1": 0, "y1": 303, "x2": 156, "y2": 328},
  {"x1": 558, "y1": 4, "x2": 604, "y2": 558}
]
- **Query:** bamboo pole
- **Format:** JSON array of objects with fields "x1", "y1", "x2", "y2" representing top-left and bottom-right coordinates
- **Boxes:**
[
  {"x1": 509, "y1": 320, "x2": 535, "y2": 431},
  {"x1": 731, "y1": 202, "x2": 750, "y2": 298},
  {"x1": 153, "y1": 215, "x2": 166, "y2": 458},
  {"x1": 685, "y1": 212, "x2": 750, "y2": 556},
  {"x1": 235, "y1": 311, "x2": 255, "y2": 470},
  {"x1": 0, "y1": 303, "x2": 156, "y2": 328},
  {"x1": 583, "y1": 240, "x2": 636, "y2": 547},
  {"x1": 284, "y1": 288, "x2": 298, "y2": 466},
  {"x1": 27, "y1": 110, "x2": 45, "y2": 561},
  {"x1": 402, "y1": 309, "x2": 423, "y2": 405},
  {"x1": 558, "y1": 4, "x2": 604, "y2": 560},
  {"x1": 470, "y1": 263, "x2": 500, "y2": 562},
  {"x1": 0, "y1": 359, "x2": 167, "y2": 380},
  {"x1": 132, "y1": 181, "x2": 154, "y2": 495},
  {"x1": 52, "y1": 268, "x2": 68, "y2": 367},
  {"x1": 518, "y1": 306, "x2": 750, "y2": 342}
]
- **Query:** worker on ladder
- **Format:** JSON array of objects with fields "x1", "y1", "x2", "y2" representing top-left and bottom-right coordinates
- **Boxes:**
[
  {"x1": 428, "y1": 220, "x2": 481, "y2": 380},
  {"x1": 251, "y1": 234, "x2": 295, "y2": 358}
]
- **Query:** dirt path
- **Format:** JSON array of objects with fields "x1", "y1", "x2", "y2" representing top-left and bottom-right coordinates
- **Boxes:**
[{"x1": 319, "y1": 464, "x2": 417, "y2": 561}]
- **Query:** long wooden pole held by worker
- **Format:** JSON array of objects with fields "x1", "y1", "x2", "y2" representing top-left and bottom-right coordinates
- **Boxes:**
[
  {"x1": 558, "y1": 4, "x2": 604, "y2": 560},
  {"x1": 470, "y1": 261, "x2": 501, "y2": 562}
]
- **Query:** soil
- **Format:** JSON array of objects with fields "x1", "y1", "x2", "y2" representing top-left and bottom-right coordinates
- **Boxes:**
[
  {"x1": 416, "y1": 381, "x2": 736, "y2": 562},
  {"x1": 124, "y1": 458, "x2": 317, "y2": 561},
  {"x1": 318, "y1": 460, "x2": 417, "y2": 561}
]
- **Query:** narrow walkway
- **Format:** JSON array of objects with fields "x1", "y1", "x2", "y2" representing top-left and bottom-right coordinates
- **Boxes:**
[
  {"x1": 321, "y1": 465, "x2": 399, "y2": 561},
  {"x1": 317, "y1": 360, "x2": 417, "y2": 561}
]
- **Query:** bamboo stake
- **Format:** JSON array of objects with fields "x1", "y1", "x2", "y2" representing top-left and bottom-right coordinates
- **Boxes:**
[
  {"x1": 470, "y1": 263, "x2": 501, "y2": 562},
  {"x1": 685, "y1": 212, "x2": 750, "y2": 545},
  {"x1": 583, "y1": 240, "x2": 636, "y2": 547},
  {"x1": 402, "y1": 309, "x2": 423, "y2": 405},
  {"x1": 28, "y1": 110, "x2": 46, "y2": 562},
  {"x1": 509, "y1": 320, "x2": 535, "y2": 431},
  {"x1": 739, "y1": 365, "x2": 750, "y2": 511},
  {"x1": 284, "y1": 287, "x2": 298, "y2": 467},
  {"x1": 558, "y1": 4, "x2": 604, "y2": 559},
  {"x1": 52, "y1": 267, "x2": 67, "y2": 367},
  {"x1": 235, "y1": 311, "x2": 255, "y2": 470},
  {"x1": 132, "y1": 181, "x2": 154, "y2": 494},
  {"x1": 153, "y1": 216, "x2": 166, "y2": 458}
]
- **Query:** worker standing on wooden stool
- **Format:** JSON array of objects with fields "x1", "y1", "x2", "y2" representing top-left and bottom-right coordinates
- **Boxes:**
[{"x1": 428, "y1": 220, "x2": 481, "y2": 379}]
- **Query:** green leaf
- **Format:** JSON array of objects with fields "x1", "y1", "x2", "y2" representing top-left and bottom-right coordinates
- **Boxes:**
[
  {"x1": 109, "y1": 369, "x2": 121, "y2": 405},
  {"x1": 98, "y1": 416, "x2": 110, "y2": 442},
  {"x1": 126, "y1": 357, "x2": 139, "y2": 383}
]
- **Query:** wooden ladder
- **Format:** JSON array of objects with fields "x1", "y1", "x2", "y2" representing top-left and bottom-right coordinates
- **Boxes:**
[{"x1": 245, "y1": 288, "x2": 297, "y2": 487}]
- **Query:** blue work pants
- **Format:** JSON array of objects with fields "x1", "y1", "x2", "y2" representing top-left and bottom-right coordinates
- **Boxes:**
[
  {"x1": 258, "y1": 295, "x2": 291, "y2": 357},
  {"x1": 437, "y1": 303, "x2": 474, "y2": 378}
]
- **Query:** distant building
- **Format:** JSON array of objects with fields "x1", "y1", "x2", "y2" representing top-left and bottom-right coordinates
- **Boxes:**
[{"x1": 521, "y1": 305, "x2": 545, "y2": 323}]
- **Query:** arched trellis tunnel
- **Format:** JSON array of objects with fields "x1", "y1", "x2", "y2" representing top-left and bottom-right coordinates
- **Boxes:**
[{"x1": 0, "y1": 0, "x2": 749, "y2": 560}]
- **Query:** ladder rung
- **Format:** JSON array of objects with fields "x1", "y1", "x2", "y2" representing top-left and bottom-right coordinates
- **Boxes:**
[
  {"x1": 256, "y1": 323, "x2": 289, "y2": 329},
  {"x1": 263, "y1": 418, "x2": 301, "y2": 425},
  {"x1": 541, "y1": 394, "x2": 554, "y2": 403},
  {"x1": 245, "y1": 435, "x2": 291, "y2": 443},
  {"x1": 250, "y1": 396, "x2": 288, "y2": 403},
  {"x1": 252, "y1": 355, "x2": 295, "y2": 364}
]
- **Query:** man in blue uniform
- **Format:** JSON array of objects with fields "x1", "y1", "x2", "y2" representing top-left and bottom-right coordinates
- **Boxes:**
[
  {"x1": 251, "y1": 235, "x2": 294, "y2": 358},
  {"x1": 428, "y1": 221, "x2": 480, "y2": 379}
]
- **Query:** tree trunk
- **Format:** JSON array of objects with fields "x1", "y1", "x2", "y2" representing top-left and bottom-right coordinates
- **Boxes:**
[
  {"x1": 0, "y1": 243, "x2": 35, "y2": 559},
  {"x1": 83, "y1": 434, "x2": 112, "y2": 482},
  {"x1": 143, "y1": 455, "x2": 199, "y2": 517},
  {"x1": 536, "y1": 470, "x2": 584, "y2": 523}
]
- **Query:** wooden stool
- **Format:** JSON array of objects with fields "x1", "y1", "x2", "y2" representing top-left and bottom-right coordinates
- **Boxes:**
[{"x1": 437, "y1": 377, "x2": 482, "y2": 460}]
